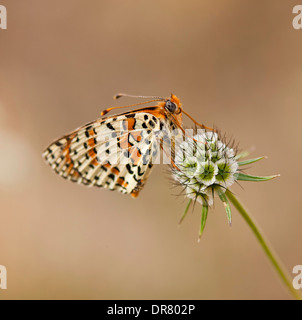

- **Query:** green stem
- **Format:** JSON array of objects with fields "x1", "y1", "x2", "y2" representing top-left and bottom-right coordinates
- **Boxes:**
[{"x1": 225, "y1": 189, "x2": 302, "y2": 300}]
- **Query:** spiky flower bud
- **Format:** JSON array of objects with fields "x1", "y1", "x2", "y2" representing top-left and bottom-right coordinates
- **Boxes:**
[{"x1": 172, "y1": 130, "x2": 278, "y2": 240}]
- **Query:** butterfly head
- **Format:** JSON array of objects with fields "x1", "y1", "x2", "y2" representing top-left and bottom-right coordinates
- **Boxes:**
[{"x1": 163, "y1": 94, "x2": 182, "y2": 115}]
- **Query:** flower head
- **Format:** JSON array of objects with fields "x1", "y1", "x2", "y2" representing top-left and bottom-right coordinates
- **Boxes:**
[{"x1": 172, "y1": 129, "x2": 278, "y2": 241}]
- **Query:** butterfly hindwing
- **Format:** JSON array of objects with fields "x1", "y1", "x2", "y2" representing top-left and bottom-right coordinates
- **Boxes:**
[{"x1": 43, "y1": 112, "x2": 162, "y2": 197}]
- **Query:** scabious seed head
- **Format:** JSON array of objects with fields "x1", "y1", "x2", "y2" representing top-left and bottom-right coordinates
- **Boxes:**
[
  {"x1": 172, "y1": 129, "x2": 278, "y2": 240},
  {"x1": 174, "y1": 130, "x2": 238, "y2": 206}
]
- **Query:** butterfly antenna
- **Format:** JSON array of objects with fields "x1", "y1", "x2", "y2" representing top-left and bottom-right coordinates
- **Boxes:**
[
  {"x1": 114, "y1": 93, "x2": 165, "y2": 100},
  {"x1": 101, "y1": 99, "x2": 163, "y2": 116}
]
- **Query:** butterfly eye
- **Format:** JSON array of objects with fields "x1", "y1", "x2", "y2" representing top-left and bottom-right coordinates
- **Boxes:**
[{"x1": 165, "y1": 100, "x2": 178, "y2": 113}]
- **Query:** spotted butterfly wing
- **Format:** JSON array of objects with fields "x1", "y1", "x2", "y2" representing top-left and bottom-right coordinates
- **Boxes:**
[{"x1": 43, "y1": 110, "x2": 177, "y2": 198}]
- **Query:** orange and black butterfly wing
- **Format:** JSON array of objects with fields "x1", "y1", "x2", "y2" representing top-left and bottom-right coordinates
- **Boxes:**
[{"x1": 43, "y1": 112, "x2": 162, "y2": 197}]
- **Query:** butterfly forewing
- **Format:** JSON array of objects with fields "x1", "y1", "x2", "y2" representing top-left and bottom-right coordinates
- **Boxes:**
[{"x1": 43, "y1": 112, "x2": 166, "y2": 197}]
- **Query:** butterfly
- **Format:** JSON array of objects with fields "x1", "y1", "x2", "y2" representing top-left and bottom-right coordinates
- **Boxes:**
[{"x1": 43, "y1": 93, "x2": 212, "y2": 198}]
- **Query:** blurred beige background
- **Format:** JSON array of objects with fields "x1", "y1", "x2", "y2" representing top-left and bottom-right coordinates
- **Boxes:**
[{"x1": 0, "y1": 0, "x2": 301, "y2": 300}]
